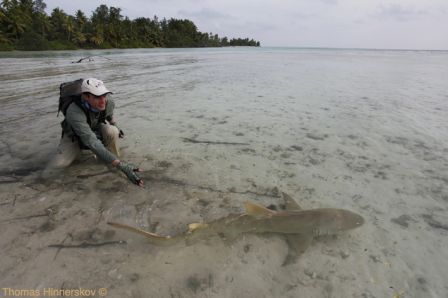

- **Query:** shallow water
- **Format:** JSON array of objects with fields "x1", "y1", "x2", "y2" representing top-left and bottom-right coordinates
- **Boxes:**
[{"x1": 1, "y1": 47, "x2": 448, "y2": 297}]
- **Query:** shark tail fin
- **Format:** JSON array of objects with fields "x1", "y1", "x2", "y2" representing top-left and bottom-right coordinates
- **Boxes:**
[
  {"x1": 107, "y1": 222, "x2": 172, "y2": 244},
  {"x1": 245, "y1": 202, "x2": 276, "y2": 217}
]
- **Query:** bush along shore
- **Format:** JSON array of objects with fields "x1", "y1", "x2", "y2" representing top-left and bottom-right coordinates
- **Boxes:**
[{"x1": 0, "y1": 0, "x2": 260, "y2": 51}]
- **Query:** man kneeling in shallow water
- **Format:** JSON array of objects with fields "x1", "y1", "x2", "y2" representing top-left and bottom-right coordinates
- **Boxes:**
[{"x1": 45, "y1": 78, "x2": 144, "y2": 187}]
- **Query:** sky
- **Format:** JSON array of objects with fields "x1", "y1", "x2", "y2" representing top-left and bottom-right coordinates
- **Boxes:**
[{"x1": 43, "y1": 0, "x2": 448, "y2": 50}]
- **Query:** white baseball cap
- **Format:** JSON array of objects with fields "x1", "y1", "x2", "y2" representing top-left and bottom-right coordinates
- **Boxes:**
[{"x1": 81, "y1": 78, "x2": 112, "y2": 96}]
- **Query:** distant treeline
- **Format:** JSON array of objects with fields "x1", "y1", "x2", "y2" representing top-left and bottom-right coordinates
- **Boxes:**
[{"x1": 0, "y1": 0, "x2": 261, "y2": 51}]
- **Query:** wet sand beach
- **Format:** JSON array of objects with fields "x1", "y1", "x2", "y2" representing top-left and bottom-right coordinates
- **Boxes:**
[{"x1": 1, "y1": 48, "x2": 448, "y2": 297}]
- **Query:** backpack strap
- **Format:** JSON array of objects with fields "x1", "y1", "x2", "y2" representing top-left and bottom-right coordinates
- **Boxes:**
[
  {"x1": 73, "y1": 97, "x2": 92, "y2": 126},
  {"x1": 72, "y1": 96, "x2": 107, "y2": 126}
]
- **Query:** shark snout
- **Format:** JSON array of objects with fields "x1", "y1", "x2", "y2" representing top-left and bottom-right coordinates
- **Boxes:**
[
  {"x1": 334, "y1": 210, "x2": 365, "y2": 231},
  {"x1": 349, "y1": 212, "x2": 365, "y2": 228}
]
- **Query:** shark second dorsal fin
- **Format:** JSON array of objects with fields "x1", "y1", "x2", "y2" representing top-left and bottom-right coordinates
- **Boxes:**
[
  {"x1": 245, "y1": 202, "x2": 276, "y2": 217},
  {"x1": 282, "y1": 192, "x2": 302, "y2": 211},
  {"x1": 188, "y1": 223, "x2": 208, "y2": 233}
]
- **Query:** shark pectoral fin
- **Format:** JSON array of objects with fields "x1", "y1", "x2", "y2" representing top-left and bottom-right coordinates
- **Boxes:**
[
  {"x1": 282, "y1": 192, "x2": 302, "y2": 211},
  {"x1": 245, "y1": 202, "x2": 276, "y2": 217},
  {"x1": 282, "y1": 233, "x2": 314, "y2": 266}
]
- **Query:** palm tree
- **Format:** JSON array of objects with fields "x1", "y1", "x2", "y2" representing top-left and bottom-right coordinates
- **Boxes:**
[
  {"x1": 1, "y1": 0, "x2": 14, "y2": 11},
  {"x1": 0, "y1": 5, "x2": 5, "y2": 19},
  {"x1": 91, "y1": 25, "x2": 105, "y2": 44},
  {"x1": 75, "y1": 9, "x2": 87, "y2": 32},
  {"x1": 18, "y1": 0, "x2": 33, "y2": 15},
  {"x1": 64, "y1": 15, "x2": 74, "y2": 41},
  {"x1": 0, "y1": 29, "x2": 9, "y2": 43},
  {"x1": 73, "y1": 10, "x2": 87, "y2": 46},
  {"x1": 2, "y1": 0, "x2": 30, "y2": 40},
  {"x1": 108, "y1": 7, "x2": 122, "y2": 47},
  {"x1": 49, "y1": 7, "x2": 68, "y2": 40},
  {"x1": 6, "y1": 13, "x2": 26, "y2": 39},
  {"x1": 34, "y1": 11, "x2": 50, "y2": 37},
  {"x1": 71, "y1": 30, "x2": 86, "y2": 45},
  {"x1": 32, "y1": 0, "x2": 46, "y2": 14},
  {"x1": 89, "y1": 34, "x2": 103, "y2": 46}
]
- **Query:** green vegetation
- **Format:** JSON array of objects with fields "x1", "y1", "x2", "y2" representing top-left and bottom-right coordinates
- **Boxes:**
[{"x1": 0, "y1": 0, "x2": 260, "y2": 51}]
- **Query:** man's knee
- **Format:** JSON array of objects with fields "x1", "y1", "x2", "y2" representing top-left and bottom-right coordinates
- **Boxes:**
[
  {"x1": 101, "y1": 124, "x2": 119, "y2": 140},
  {"x1": 46, "y1": 137, "x2": 80, "y2": 170},
  {"x1": 100, "y1": 123, "x2": 120, "y2": 157}
]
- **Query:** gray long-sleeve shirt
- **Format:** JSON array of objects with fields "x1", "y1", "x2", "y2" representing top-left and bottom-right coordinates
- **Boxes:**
[{"x1": 61, "y1": 98, "x2": 117, "y2": 164}]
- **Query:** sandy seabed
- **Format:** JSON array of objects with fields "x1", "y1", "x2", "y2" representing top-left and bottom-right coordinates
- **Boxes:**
[{"x1": 1, "y1": 48, "x2": 448, "y2": 298}]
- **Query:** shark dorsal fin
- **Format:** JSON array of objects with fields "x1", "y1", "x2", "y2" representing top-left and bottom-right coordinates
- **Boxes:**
[
  {"x1": 245, "y1": 202, "x2": 276, "y2": 217},
  {"x1": 282, "y1": 192, "x2": 302, "y2": 211},
  {"x1": 188, "y1": 223, "x2": 208, "y2": 233}
]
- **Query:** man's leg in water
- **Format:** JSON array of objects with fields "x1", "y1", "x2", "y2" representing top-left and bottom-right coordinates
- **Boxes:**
[
  {"x1": 100, "y1": 123, "x2": 120, "y2": 157},
  {"x1": 43, "y1": 135, "x2": 81, "y2": 177}
]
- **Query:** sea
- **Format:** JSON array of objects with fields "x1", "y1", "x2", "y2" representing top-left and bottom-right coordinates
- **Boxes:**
[{"x1": 1, "y1": 47, "x2": 447, "y2": 297}]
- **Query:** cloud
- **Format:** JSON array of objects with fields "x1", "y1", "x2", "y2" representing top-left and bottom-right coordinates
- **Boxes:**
[
  {"x1": 372, "y1": 4, "x2": 430, "y2": 22},
  {"x1": 178, "y1": 8, "x2": 234, "y2": 20},
  {"x1": 290, "y1": 11, "x2": 317, "y2": 20},
  {"x1": 320, "y1": 0, "x2": 338, "y2": 5},
  {"x1": 231, "y1": 20, "x2": 278, "y2": 33}
]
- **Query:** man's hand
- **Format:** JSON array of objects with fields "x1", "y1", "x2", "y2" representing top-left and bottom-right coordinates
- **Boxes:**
[{"x1": 116, "y1": 161, "x2": 144, "y2": 187}]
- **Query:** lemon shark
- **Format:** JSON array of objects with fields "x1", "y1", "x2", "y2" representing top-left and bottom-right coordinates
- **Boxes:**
[{"x1": 108, "y1": 192, "x2": 364, "y2": 263}]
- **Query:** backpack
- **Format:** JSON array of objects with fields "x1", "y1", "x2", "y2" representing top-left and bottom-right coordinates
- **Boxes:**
[{"x1": 57, "y1": 78, "x2": 84, "y2": 117}]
